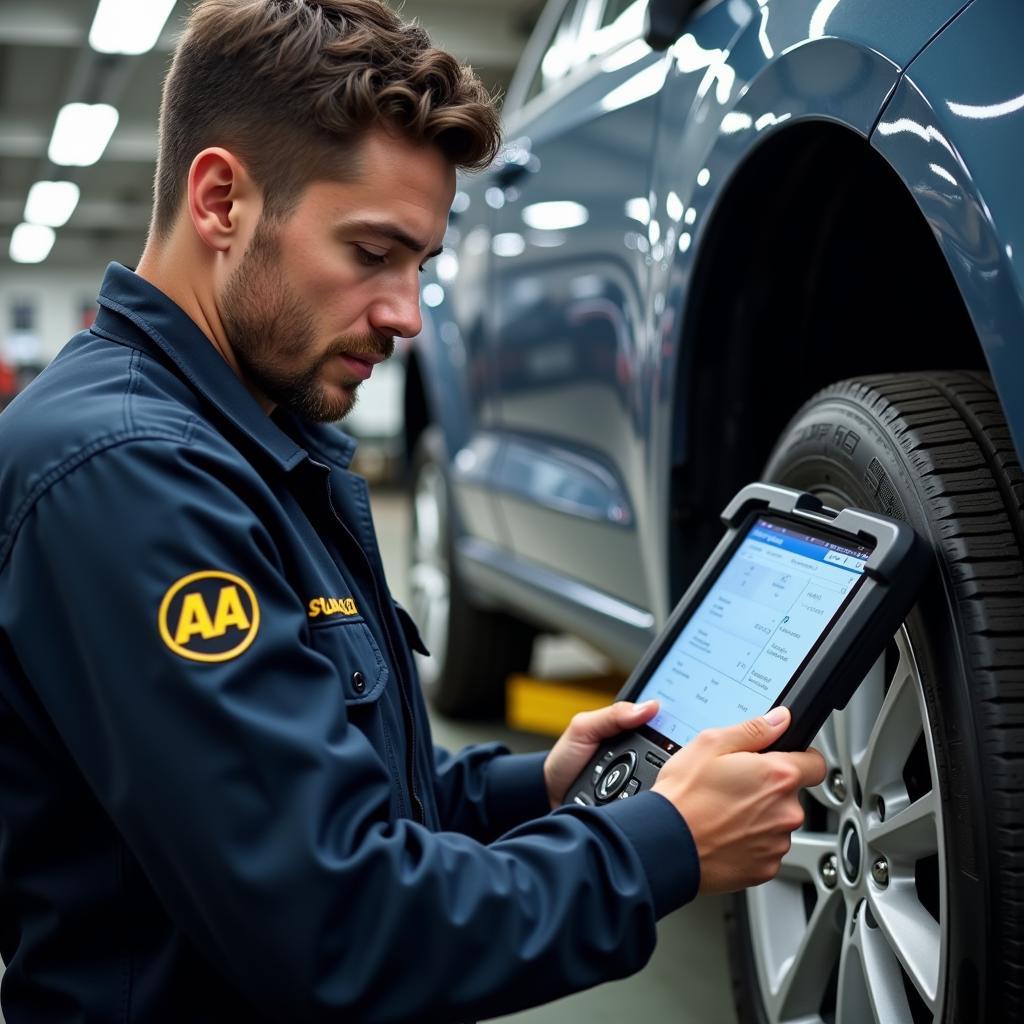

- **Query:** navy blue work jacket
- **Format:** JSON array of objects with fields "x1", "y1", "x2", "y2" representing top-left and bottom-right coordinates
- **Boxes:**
[{"x1": 0, "y1": 263, "x2": 699, "y2": 1022}]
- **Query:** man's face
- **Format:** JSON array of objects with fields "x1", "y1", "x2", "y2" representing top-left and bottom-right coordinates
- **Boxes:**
[{"x1": 220, "y1": 129, "x2": 455, "y2": 422}]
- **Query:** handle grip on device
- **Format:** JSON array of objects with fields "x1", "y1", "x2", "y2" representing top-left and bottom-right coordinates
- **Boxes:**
[{"x1": 721, "y1": 482, "x2": 916, "y2": 585}]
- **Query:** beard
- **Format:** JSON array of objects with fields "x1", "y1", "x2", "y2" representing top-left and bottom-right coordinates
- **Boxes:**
[{"x1": 220, "y1": 218, "x2": 394, "y2": 423}]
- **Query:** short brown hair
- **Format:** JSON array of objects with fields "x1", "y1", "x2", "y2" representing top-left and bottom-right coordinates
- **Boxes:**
[{"x1": 151, "y1": 0, "x2": 501, "y2": 237}]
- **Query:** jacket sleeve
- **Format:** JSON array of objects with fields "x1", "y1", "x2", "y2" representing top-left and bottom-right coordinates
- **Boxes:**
[
  {"x1": 432, "y1": 744, "x2": 553, "y2": 842},
  {"x1": 2, "y1": 435, "x2": 700, "y2": 1023}
]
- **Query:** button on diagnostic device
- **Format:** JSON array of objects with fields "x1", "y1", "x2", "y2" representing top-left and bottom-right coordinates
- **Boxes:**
[
  {"x1": 594, "y1": 750, "x2": 637, "y2": 802},
  {"x1": 617, "y1": 778, "x2": 641, "y2": 800},
  {"x1": 591, "y1": 749, "x2": 616, "y2": 786}
]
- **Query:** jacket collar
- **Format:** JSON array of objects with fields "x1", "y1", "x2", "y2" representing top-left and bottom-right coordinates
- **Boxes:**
[{"x1": 94, "y1": 262, "x2": 357, "y2": 472}]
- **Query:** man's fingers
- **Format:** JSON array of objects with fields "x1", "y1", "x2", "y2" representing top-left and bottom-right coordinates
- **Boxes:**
[
  {"x1": 568, "y1": 700, "x2": 659, "y2": 743},
  {"x1": 710, "y1": 706, "x2": 791, "y2": 754},
  {"x1": 789, "y1": 748, "x2": 827, "y2": 788},
  {"x1": 761, "y1": 748, "x2": 828, "y2": 789}
]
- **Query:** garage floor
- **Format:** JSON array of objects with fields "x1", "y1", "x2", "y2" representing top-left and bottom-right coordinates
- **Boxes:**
[{"x1": 369, "y1": 485, "x2": 739, "y2": 1024}]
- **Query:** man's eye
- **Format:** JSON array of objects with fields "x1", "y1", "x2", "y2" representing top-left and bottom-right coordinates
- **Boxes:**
[{"x1": 356, "y1": 246, "x2": 387, "y2": 267}]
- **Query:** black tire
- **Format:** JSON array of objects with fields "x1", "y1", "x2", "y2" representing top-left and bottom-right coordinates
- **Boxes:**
[
  {"x1": 727, "y1": 372, "x2": 1024, "y2": 1024},
  {"x1": 408, "y1": 426, "x2": 536, "y2": 719}
]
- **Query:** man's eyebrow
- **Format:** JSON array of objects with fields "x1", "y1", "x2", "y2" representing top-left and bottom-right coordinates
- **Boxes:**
[{"x1": 345, "y1": 220, "x2": 443, "y2": 259}]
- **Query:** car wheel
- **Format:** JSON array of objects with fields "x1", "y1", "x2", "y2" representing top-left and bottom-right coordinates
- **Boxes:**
[
  {"x1": 408, "y1": 426, "x2": 536, "y2": 719},
  {"x1": 728, "y1": 372, "x2": 1024, "y2": 1023}
]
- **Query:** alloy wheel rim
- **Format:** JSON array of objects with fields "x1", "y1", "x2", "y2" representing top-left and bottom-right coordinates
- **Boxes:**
[
  {"x1": 746, "y1": 626, "x2": 947, "y2": 1023},
  {"x1": 409, "y1": 460, "x2": 450, "y2": 688}
]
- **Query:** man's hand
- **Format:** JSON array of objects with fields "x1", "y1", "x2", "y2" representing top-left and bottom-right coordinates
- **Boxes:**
[
  {"x1": 652, "y1": 706, "x2": 826, "y2": 893},
  {"x1": 543, "y1": 700, "x2": 660, "y2": 808}
]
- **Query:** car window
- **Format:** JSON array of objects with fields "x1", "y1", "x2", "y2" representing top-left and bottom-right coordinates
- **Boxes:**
[
  {"x1": 599, "y1": 0, "x2": 640, "y2": 27},
  {"x1": 524, "y1": 0, "x2": 587, "y2": 104},
  {"x1": 591, "y1": 0, "x2": 647, "y2": 51}
]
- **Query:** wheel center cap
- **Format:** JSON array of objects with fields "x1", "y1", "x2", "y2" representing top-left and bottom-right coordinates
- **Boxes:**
[{"x1": 840, "y1": 821, "x2": 862, "y2": 884}]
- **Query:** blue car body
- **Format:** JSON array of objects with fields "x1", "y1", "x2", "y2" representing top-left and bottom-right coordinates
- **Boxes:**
[{"x1": 404, "y1": 0, "x2": 1024, "y2": 664}]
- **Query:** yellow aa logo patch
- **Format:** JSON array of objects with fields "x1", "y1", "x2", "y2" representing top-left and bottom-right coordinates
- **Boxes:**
[{"x1": 158, "y1": 571, "x2": 260, "y2": 663}]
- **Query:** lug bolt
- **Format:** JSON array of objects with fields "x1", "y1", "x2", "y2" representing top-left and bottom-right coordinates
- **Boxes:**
[
  {"x1": 871, "y1": 857, "x2": 890, "y2": 887},
  {"x1": 829, "y1": 770, "x2": 847, "y2": 803},
  {"x1": 820, "y1": 854, "x2": 839, "y2": 889}
]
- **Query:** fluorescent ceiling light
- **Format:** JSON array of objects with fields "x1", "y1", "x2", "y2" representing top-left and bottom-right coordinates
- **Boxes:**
[
  {"x1": 521, "y1": 201, "x2": 589, "y2": 231},
  {"x1": 624, "y1": 197, "x2": 651, "y2": 225},
  {"x1": 435, "y1": 253, "x2": 459, "y2": 282},
  {"x1": 492, "y1": 233, "x2": 526, "y2": 258},
  {"x1": 422, "y1": 284, "x2": 445, "y2": 308},
  {"x1": 89, "y1": 0, "x2": 178, "y2": 55},
  {"x1": 48, "y1": 103, "x2": 119, "y2": 166},
  {"x1": 10, "y1": 223, "x2": 56, "y2": 264},
  {"x1": 24, "y1": 181, "x2": 80, "y2": 228}
]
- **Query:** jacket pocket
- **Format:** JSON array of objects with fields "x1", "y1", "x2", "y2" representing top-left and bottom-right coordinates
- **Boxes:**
[{"x1": 307, "y1": 619, "x2": 388, "y2": 705}]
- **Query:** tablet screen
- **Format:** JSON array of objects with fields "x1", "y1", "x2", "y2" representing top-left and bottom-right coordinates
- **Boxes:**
[{"x1": 639, "y1": 516, "x2": 874, "y2": 752}]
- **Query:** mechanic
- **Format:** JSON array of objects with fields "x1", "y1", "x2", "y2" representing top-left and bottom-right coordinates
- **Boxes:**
[{"x1": 0, "y1": 1, "x2": 825, "y2": 1021}]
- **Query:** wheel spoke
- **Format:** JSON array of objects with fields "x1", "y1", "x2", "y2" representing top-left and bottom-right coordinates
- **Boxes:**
[
  {"x1": 855, "y1": 643, "x2": 921, "y2": 800},
  {"x1": 746, "y1": 880, "x2": 812, "y2": 1001},
  {"x1": 867, "y1": 791, "x2": 938, "y2": 862},
  {"x1": 869, "y1": 880, "x2": 941, "y2": 1010},
  {"x1": 837, "y1": 908, "x2": 914, "y2": 1024},
  {"x1": 774, "y1": 887, "x2": 844, "y2": 1019},
  {"x1": 778, "y1": 830, "x2": 836, "y2": 884},
  {"x1": 834, "y1": 654, "x2": 886, "y2": 786}
]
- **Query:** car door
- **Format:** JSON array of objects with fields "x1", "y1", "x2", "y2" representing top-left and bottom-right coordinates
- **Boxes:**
[{"x1": 488, "y1": 0, "x2": 665, "y2": 615}]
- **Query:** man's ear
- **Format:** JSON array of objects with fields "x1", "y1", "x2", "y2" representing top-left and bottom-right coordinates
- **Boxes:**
[{"x1": 186, "y1": 148, "x2": 258, "y2": 253}]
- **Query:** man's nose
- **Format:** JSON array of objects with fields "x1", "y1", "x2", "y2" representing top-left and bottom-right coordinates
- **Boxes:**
[{"x1": 369, "y1": 277, "x2": 423, "y2": 340}]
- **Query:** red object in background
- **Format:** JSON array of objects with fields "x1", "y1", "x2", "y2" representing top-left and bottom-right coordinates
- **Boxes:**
[{"x1": 0, "y1": 359, "x2": 16, "y2": 401}]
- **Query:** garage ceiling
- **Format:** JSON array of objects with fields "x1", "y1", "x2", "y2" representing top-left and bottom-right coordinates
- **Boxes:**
[{"x1": 0, "y1": 0, "x2": 541, "y2": 269}]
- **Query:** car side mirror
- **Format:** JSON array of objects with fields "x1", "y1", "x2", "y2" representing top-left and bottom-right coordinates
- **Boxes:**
[{"x1": 644, "y1": 0, "x2": 702, "y2": 51}]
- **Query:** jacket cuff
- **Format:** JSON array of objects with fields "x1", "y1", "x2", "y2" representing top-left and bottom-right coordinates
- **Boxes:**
[
  {"x1": 485, "y1": 751, "x2": 552, "y2": 833},
  {"x1": 600, "y1": 791, "x2": 700, "y2": 917}
]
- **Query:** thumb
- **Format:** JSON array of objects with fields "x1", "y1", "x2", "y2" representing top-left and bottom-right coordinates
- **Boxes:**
[
  {"x1": 568, "y1": 699, "x2": 659, "y2": 744},
  {"x1": 715, "y1": 705, "x2": 790, "y2": 754}
]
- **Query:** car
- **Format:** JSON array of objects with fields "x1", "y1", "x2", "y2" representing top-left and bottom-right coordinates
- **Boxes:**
[{"x1": 401, "y1": 0, "x2": 1024, "y2": 1022}]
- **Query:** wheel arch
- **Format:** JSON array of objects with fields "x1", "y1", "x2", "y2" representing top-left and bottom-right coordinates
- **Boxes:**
[{"x1": 667, "y1": 120, "x2": 990, "y2": 594}]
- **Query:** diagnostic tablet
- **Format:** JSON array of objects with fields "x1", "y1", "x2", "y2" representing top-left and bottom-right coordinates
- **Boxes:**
[{"x1": 564, "y1": 483, "x2": 930, "y2": 807}]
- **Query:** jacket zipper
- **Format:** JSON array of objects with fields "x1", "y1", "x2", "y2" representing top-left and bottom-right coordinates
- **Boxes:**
[{"x1": 312, "y1": 461, "x2": 425, "y2": 825}]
